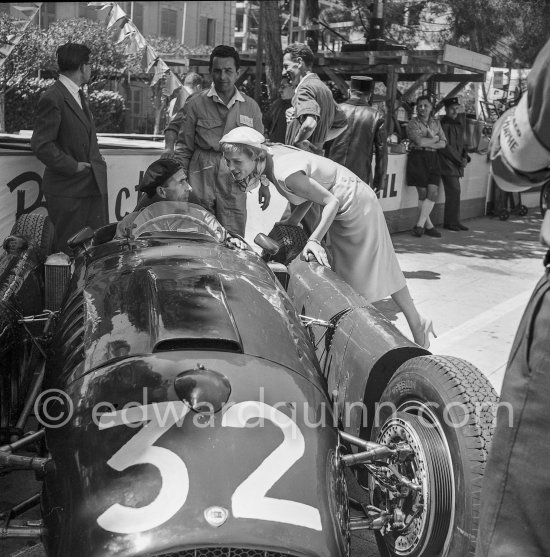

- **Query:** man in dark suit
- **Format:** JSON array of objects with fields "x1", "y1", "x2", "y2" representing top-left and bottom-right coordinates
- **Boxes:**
[
  {"x1": 439, "y1": 97, "x2": 470, "y2": 231},
  {"x1": 327, "y1": 76, "x2": 387, "y2": 192},
  {"x1": 31, "y1": 43, "x2": 107, "y2": 253}
]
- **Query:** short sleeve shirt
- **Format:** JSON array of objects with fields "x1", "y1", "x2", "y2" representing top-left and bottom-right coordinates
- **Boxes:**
[
  {"x1": 407, "y1": 116, "x2": 447, "y2": 146},
  {"x1": 269, "y1": 144, "x2": 338, "y2": 204}
]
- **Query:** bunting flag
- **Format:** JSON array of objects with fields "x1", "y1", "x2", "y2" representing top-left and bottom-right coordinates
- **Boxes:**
[
  {"x1": 11, "y1": 3, "x2": 42, "y2": 20},
  {"x1": 88, "y1": 1, "x2": 187, "y2": 94},
  {"x1": 143, "y1": 45, "x2": 158, "y2": 72},
  {"x1": 0, "y1": 3, "x2": 40, "y2": 68},
  {"x1": 116, "y1": 22, "x2": 135, "y2": 44},
  {"x1": 150, "y1": 59, "x2": 170, "y2": 87},
  {"x1": 165, "y1": 71, "x2": 183, "y2": 96},
  {"x1": 106, "y1": 3, "x2": 127, "y2": 29}
]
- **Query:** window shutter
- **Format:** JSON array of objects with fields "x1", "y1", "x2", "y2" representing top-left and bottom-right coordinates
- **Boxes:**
[{"x1": 199, "y1": 16, "x2": 208, "y2": 45}]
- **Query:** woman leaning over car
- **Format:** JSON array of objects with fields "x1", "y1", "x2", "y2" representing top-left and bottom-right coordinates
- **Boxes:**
[
  {"x1": 219, "y1": 127, "x2": 435, "y2": 349},
  {"x1": 406, "y1": 94, "x2": 447, "y2": 238}
]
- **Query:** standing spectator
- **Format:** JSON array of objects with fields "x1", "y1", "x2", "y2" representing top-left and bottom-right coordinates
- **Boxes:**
[
  {"x1": 263, "y1": 76, "x2": 294, "y2": 143},
  {"x1": 175, "y1": 45, "x2": 268, "y2": 236},
  {"x1": 282, "y1": 42, "x2": 347, "y2": 235},
  {"x1": 162, "y1": 72, "x2": 203, "y2": 158},
  {"x1": 31, "y1": 42, "x2": 107, "y2": 253},
  {"x1": 406, "y1": 95, "x2": 447, "y2": 238},
  {"x1": 283, "y1": 42, "x2": 347, "y2": 152},
  {"x1": 439, "y1": 97, "x2": 470, "y2": 231},
  {"x1": 475, "y1": 38, "x2": 550, "y2": 557},
  {"x1": 327, "y1": 76, "x2": 387, "y2": 192}
]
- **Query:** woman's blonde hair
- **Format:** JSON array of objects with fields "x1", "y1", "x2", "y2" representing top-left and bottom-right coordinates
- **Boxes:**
[{"x1": 220, "y1": 142, "x2": 267, "y2": 162}]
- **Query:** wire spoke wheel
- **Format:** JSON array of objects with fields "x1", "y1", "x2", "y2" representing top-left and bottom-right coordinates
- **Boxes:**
[
  {"x1": 372, "y1": 411, "x2": 453, "y2": 556},
  {"x1": 369, "y1": 355, "x2": 497, "y2": 557}
]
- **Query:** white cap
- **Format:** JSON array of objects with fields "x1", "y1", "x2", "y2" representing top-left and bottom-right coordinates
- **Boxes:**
[
  {"x1": 220, "y1": 127, "x2": 266, "y2": 150},
  {"x1": 490, "y1": 107, "x2": 550, "y2": 192}
]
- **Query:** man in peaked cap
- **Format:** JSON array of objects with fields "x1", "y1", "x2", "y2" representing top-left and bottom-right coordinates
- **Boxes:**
[
  {"x1": 115, "y1": 159, "x2": 191, "y2": 237},
  {"x1": 115, "y1": 159, "x2": 247, "y2": 250},
  {"x1": 475, "y1": 39, "x2": 550, "y2": 557},
  {"x1": 438, "y1": 96, "x2": 471, "y2": 231},
  {"x1": 327, "y1": 75, "x2": 388, "y2": 192}
]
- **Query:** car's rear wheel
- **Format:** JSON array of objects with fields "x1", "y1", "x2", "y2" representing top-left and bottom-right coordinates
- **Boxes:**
[
  {"x1": 370, "y1": 355, "x2": 497, "y2": 557},
  {"x1": 10, "y1": 213, "x2": 56, "y2": 259}
]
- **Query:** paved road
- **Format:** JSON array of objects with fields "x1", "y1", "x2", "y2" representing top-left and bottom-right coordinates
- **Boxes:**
[
  {"x1": 379, "y1": 213, "x2": 546, "y2": 394},
  {"x1": 2, "y1": 210, "x2": 546, "y2": 557}
]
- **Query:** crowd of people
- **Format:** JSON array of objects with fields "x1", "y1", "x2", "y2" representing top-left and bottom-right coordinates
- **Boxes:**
[
  {"x1": 26, "y1": 37, "x2": 550, "y2": 557},
  {"x1": 26, "y1": 41, "x2": 487, "y2": 349}
]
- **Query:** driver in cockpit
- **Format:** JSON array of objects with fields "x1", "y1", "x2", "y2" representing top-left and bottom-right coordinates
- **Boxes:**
[{"x1": 116, "y1": 159, "x2": 248, "y2": 250}]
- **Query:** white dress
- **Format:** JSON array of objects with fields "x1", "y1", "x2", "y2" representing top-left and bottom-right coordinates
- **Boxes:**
[{"x1": 270, "y1": 144, "x2": 406, "y2": 302}]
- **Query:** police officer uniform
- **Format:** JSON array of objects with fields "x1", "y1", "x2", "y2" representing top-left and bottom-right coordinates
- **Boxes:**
[{"x1": 439, "y1": 97, "x2": 470, "y2": 231}]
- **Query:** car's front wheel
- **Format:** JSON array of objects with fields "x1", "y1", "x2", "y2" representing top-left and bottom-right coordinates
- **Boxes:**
[{"x1": 370, "y1": 355, "x2": 497, "y2": 557}]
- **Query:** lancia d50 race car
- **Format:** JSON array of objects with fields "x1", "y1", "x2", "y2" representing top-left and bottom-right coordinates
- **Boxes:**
[{"x1": 0, "y1": 203, "x2": 497, "y2": 557}]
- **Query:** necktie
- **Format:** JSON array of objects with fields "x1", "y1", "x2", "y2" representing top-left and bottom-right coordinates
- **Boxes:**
[{"x1": 78, "y1": 89, "x2": 91, "y2": 121}]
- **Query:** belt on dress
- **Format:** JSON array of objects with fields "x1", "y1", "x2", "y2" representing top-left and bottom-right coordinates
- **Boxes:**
[{"x1": 411, "y1": 147, "x2": 437, "y2": 152}]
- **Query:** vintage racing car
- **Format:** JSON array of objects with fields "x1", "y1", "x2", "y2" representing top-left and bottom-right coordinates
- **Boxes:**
[{"x1": 0, "y1": 203, "x2": 497, "y2": 557}]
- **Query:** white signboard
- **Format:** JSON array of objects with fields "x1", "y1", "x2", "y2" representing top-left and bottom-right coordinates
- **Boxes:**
[
  {"x1": 0, "y1": 148, "x2": 161, "y2": 242},
  {"x1": 1, "y1": 146, "x2": 489, "y2": 246}
]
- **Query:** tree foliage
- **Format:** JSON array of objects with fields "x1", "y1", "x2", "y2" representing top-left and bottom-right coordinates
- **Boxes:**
[
  {"x1": 317, "y1": 0, "x2": 550, "y2": 67},
  {"x1": 507, "y1": 0, "x2": 550, "y2": 65},
  {"x1": 41, "y1": 18, "x2": 130, "y2": 85},
  {"x1": 0, "y1": 14, "x2": 46, "y2": 93}
]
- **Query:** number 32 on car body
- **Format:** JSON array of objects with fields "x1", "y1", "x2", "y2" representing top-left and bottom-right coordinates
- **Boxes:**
[{"x1": 96, "y1": 401, "x2": 323, "y2": 534}]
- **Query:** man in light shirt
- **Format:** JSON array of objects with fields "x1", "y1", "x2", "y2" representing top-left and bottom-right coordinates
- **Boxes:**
[
  {"x1": 31, "y1": 42, "x2": 107, "y2": 253},
  {"x1": 173, "y1": 45, "x2": 269, "y2": 236}
]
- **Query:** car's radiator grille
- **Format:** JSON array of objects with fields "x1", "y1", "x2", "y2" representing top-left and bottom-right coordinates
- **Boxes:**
[{"x1": 154, "y1": 549, "x2": 297, "y2": 557}]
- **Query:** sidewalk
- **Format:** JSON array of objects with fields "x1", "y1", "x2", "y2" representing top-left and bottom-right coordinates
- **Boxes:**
[{"x1": 375, "y1": 213, "x2": 547, "y2": 393}]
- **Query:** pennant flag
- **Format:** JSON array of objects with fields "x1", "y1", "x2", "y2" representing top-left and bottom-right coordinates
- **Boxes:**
[
  {"x1": 144, "y1": 45, "x2": 158, "y2": 72},
  {"x1": 134, "y1": 31, "x2": 147, "y2": 50},
  {"x1": 165, "y1": 71, "x2": 183, "y2": 96},
  {"x1": 150, "y1": 67, "x2": 167, "y2": 88},
  {"x1": 106, "y1": 3, "x2": 127, "y2": 29},
  {"x1": 116, "y1": 22, "x2": 135, "y2": 44},
  {"x1": 124, "y1": 36, "x2": 141, "y2": 55},
  {"x1": 12, "y1": 4, "x2": 41, "y2": 21}
]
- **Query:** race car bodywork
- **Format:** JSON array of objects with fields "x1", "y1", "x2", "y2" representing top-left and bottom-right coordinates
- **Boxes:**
[
  {"x1": 0, "y1": 207, "x2": 497, "y2": 557},
  {"x1": 40, "y1": 223, "x2": 347, "y2": 557}
]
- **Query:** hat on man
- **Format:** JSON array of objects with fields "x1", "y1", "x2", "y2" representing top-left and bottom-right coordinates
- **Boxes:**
[
  {"x1": 443, "y1": 97, "x2": 460, "y2": 108},
  {"x1": 139, "y1": 159, "x2": 183, "y2": 197},
  {"x1": 220, "y1": 127, "x2": 267, "y2": 150},
  {"x1": 350, "y1": 75, "x2": 373, "y2": 93}
]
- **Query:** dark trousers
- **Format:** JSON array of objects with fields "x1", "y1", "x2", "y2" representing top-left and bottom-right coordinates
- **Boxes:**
[
  {"x1": 442, "y1": 174, "x2": 461, "y2": 226},
  {"x1": 45, "y1": 193, "x2": 107, "y2": 253},
  {"x1": 475, "y1": 270, "x2": 550, "y2": 557}
]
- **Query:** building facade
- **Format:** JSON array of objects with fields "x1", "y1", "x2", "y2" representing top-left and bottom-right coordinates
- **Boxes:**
[{"x1": 3, "y1": 2, "x2": 235, "y2": 133}]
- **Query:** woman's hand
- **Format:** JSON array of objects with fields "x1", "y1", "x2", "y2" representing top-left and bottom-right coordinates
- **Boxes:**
[
  {"x1": 258, "y1": 184, "x2": 270, "y2": 210},
  {"x1": 302, "y1": 239, "x2": 330, "y2": 267},
  {"x1": 226, "y1": 236, "x2": 248, "y2": 250}
]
